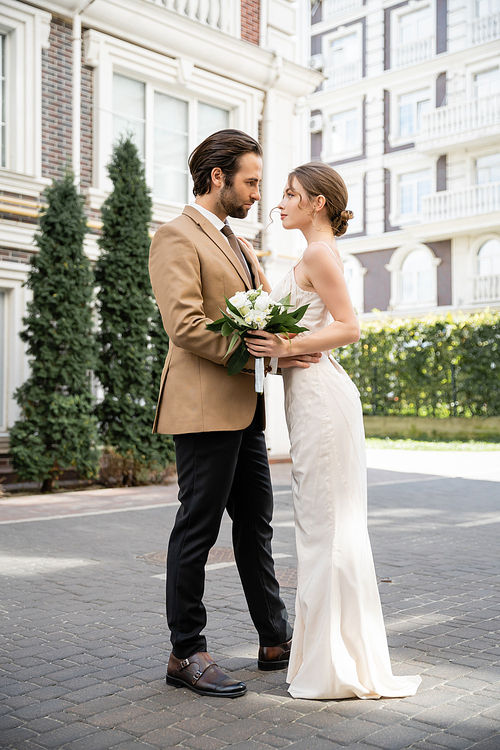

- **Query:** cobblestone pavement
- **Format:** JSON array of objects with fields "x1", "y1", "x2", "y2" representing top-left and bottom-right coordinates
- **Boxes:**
[{"x1": 1, "y1": 454, "x2": 499, "y2": 750}]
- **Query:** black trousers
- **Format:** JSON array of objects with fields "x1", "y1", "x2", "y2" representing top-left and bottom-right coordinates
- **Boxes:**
[{"x1": 167, "y1": 404, "x2": 292, "y2": 658}]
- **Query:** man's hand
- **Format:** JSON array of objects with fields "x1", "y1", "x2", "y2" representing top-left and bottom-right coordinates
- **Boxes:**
[{"x1": 278, "y1": 353, "x2": 322, "y2": 370}]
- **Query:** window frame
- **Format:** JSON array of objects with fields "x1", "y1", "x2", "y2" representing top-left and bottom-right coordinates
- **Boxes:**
[
  {"x1": 321, "y1": 23, "x2": 363, "y2": 90},
  {"x1": 388, "y1": 79, "x2": 435, "y2": 149},
  {"x1": 0, "y1": 0, "x2": 51, "y2": 192},
  {"x1": 325, "y1": 103, "x2": 363, "y2": 161},
  {"x1": 84, "y1": 29, "x2": 260, "y2": 226},
  {"x1": 385, "y1": 243, "x2": 441, "y2": 311},
  {"x1": 390, "y1": 1, "x2": 435, "y2": 70}
]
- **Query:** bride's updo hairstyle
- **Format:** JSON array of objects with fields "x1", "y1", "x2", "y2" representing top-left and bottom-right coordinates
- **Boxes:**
[{"x1": 288, "y1": 162, "x2": 354, "y2": 236}]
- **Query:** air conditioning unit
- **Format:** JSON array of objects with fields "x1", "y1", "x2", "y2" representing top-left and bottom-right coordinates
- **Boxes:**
[
  {"x1": 310, "y1": 115, "x2": 323, "y2": 132},
  {"x1": 308, "y1": 54, "x2": 324, "y2": 71}
]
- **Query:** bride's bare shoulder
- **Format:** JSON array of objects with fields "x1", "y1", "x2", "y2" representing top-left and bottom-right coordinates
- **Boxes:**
[{"x1": 303, "y1": 241, "x2": 343, "y2": 271}]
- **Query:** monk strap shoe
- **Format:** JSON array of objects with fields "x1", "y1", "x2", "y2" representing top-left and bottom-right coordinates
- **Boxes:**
[
  {"x1": 166, "y1": 651, "x2": 247, "y2": 697},
  {"x1": 258, "y1": 638, "x2": 292, "y2": 671}
]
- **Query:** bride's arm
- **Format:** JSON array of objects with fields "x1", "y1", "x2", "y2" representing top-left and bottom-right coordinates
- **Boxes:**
[
  {"x1": 245, "y1": 242, "x2": 360, "y2": 358},
  {"x1": 238, "y1": 236, "x2": 272, "y2": 293}
]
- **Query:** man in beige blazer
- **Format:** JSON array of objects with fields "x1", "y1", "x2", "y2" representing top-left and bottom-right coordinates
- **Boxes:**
[{"x1": 149, "y1": 130, "x2": 319, "y2": 698}]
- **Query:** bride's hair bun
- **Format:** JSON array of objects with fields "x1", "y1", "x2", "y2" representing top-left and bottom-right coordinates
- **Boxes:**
[{"x1": 335, "y1": 208, "x2": 353, "y2": 236}]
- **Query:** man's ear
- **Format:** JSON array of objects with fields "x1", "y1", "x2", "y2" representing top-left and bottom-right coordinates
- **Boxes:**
[{"x1": 211, "y1": 167, "x2": 224, "y2": 189}]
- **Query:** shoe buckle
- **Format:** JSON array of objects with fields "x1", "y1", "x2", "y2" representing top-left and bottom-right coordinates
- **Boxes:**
[
  {"x1": 179, "y1": 658, "x2": 190, "y2": 669},
  {"x1": 192, "y1": 669, "x2": 203, "y2": 684}
]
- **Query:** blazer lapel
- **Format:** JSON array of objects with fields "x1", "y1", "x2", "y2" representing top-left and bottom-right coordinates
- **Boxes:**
[{"x1": 183, "y1": 205, "x2": 253, "y2": 289}]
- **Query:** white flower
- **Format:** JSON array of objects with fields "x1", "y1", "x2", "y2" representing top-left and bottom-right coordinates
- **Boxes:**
[
  {"x1": 254, "y1": 293, "x2": 271, "y2": 312},
  {"x1": 229, "y1": 291, "x2": 248, "y2": 309}
]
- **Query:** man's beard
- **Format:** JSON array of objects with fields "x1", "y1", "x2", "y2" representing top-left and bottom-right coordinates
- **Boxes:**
[{"x1": 218, "y1": 183, "x2": 252, "y2": 219}]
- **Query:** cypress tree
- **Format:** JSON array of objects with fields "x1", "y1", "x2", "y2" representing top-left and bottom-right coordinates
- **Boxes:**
[
  {"x1": 95, "y1": 136, "x2": 174, "y2": 482},
  {"x1": 10, "y1": 171, "x2": 99, "y2": 492}
]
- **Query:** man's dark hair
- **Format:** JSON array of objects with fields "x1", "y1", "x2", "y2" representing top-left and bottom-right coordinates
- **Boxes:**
[{"x1": 188, "y1": 129, "x2": 263, "y2": 197}]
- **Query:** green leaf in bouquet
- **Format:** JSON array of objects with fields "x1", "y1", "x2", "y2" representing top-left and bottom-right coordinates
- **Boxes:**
[
  {"x1": 221, "y1": 321, "x2": 234, "y2": 337},
  {"x1": 227, "y1": 342, "x2": 249, "y2": 376},
  {"x1": 277, "y1": 293, "x2": 292, "y2": 308},
  {"x1": 289, "y1": 304, "x2": 309, "y2": 323},
  {"x1": 223, "y1": 332, "x2": 242, "y2": 361},
  {"x1": 206, "y1": 317, "x2": 225, "y2": 331}
]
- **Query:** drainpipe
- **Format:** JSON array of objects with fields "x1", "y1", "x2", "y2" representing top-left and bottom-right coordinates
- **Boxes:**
[
  {"x1": 260, "y1": 53, "x2": 283, "y2": 259},
  {"x1": 72, "y1": 11, "x2": 82, "y2": 188},
  {"x1": 72, "y1": 0, "x2": 97, "y2": 190}
]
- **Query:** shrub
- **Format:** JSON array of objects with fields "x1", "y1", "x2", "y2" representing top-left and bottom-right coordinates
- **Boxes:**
[{"x1": 336, "y1": 311, "x2": 500, "y2": 417}]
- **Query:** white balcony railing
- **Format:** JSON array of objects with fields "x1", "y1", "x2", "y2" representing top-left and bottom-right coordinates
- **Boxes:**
[
  {"x1": 470, "y1": 12, "x2": 500, "y2": 45},
  {"x1": 323, "y1": 0, "x2": 363, "y2": 19},
  {"x1": 473, "y1": 273, "x2": 500, "y2": 303},
  {"x1": 145, "y1": 0, "x2": 238, "y2": 36},
  {"x1": 392, "y1": 36, "x2": 434, "y2": 69},
  {"x1": 420, "y1": 95, "x2": 500, "y2": 141},
  {"x1": 324, "y1": 60, "x2": 362, "y2": 90},
  {"x1": 422, "y1": 182, "x2": 500, "y2": 223}
]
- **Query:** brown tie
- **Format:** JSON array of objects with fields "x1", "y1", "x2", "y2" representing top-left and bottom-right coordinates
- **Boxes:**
[{"x1": 221, "y1": 224, "x2": 253, "y2": 288}]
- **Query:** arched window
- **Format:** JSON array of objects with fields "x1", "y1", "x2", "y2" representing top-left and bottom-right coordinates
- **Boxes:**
[
  {"x1": 473, "y1": 238, "x2": 500, "y2": 303},
  {"x1": 386, "y1": 243, "x2": 441, "y2": 311},
  {"x1": 477, "y1": 238, "x2": 500, "y2": 276},
  {"x1": 342, "y1": 254, "x2": 366, "y2": 313},
  {"x1": 400, "y1": 248, "x2": 434, "y2": 304}
]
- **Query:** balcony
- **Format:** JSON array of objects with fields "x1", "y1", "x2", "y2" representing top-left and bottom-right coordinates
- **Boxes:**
[
  {"x1": 392, "y1": 36, "x2": 434, "y2": 69},
  {"x1": 323, "y1": 0, "x2": 363, "y2": 19},
  {"x1": 417, "y1": 95, "x2": 500, "y2": 154},
  {"x1": 144, "y1": 0, "x2": 239, "y2": 36},
  {"x1": 470, "y1": 12, "x2": 500, "y2": 45},
  {"x1": 324, "y1": 60, "x2": 362, "y2": 90},
  {"x1": 422, "y1": 183, "x2": 500, "y2": 223},
  {"x1": 473, "y1": 273, "x2": 500, "y2": 303}
]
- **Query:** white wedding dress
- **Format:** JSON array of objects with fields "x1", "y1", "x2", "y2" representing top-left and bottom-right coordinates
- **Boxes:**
[{"x1": 272, "y1": 256, "x2": 421, "y2": 700}]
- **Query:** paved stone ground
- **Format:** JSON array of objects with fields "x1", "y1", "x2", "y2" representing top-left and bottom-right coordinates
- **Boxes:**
[{"x1": 1, "y1": 455, "x2": 499, "y2": 750}]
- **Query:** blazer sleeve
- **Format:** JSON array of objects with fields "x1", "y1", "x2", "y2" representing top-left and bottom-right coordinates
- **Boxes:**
[{"x1": 149, "y1": 223, "x2": 243, "y2": 367}]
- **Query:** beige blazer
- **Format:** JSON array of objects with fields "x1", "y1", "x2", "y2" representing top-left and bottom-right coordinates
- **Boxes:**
[{"x1": 149, "y1": 205, "x2": 263, "y2": 435}]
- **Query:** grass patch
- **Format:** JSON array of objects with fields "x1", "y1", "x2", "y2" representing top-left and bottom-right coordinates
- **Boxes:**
[{"x1": 365, "y1": 437, "x2": 500, "y2": 451}]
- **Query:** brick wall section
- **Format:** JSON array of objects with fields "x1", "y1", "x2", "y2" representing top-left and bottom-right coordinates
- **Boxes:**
[
  {"x1": 241, "y1": 0, "x2": 260, "y2": 45},
  {"x1": 0, "y1": 248, "x2": 33, "y2": 264},
  {"x1": 81, "y1": 34, "x2": 93, "y2": 189},
  {"x1": 42, "y1": 17, "x2": 73, "y2": 180}
]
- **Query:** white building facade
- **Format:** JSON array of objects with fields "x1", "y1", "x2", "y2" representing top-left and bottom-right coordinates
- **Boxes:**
[
  {"x1": 302, "y1": 0, "x2": 500, "y2": 319},
  {"x1": 0, "y1": 0, "x2": 321, "y2": 475}
]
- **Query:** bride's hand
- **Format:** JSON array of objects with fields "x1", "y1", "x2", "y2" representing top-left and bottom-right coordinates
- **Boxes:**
[{"x1": 245, "y1": 330, "x2": 291, "y2": 358}]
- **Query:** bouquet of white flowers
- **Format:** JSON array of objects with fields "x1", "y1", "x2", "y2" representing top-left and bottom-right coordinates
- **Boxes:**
[{"x1": 206, "y1": 286, "x2": 309, "y2": 393}]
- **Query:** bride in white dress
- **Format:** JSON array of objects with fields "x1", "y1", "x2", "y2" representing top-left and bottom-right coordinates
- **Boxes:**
[{"x1": 244, "y1": 163, "x2": 421, "y2": 700}]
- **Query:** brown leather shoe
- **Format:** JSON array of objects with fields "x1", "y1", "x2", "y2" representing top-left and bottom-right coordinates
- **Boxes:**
[
  {"x1": 166, "y1": 651, "x2": 247, "y2": 698},
  {"x1": 258, "y1": 638, "x2": 292, "y2": 671}
]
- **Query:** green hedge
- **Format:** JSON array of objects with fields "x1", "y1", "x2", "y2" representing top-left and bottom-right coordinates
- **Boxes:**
[{"x1": 336, "y1": 311, "x2": 500, "y2": 417}]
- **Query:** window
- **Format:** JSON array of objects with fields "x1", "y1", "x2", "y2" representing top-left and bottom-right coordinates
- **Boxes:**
[
  {"x1": 0, "y1": 34, "x2": 5, "y2": 168},
  {"x1": 154, "y1": 93, "x2": 189, "y2": 203},
  {"x1": 399, "y1": 170, "x2": 432, "y2": 215},
  {"x1": 325, "y1": 31, "x2": 361, "y2": 88},
  {"x1": 398, "y1": 7, "x2": 430, "y2": 44},
  {"x1": 330, "y1": 109, "x2": 360, "y2": 155},
  {"x1": 400, "y1": 249, "x2": 434, "y2": 304},
  {"x1": 475, "y1": 153, "x2": 500, "y2": 184},
  {"x1": 112, "y1": 73, "x2": 229, "y2": 204},
  {"x1": 345, "y1": 179, "x2": 363, "y2": 233},
  {"x1": 477, "y1": 238, "x2": 500, "y2": 275},
  {"x1": 113, "y1": 74, "x2": 146, "y2": 159},
  {"x1": 343, "y1": 254, "x2": 365, "y2": 312},
  {"x1": 474, "y1": 68, "x2": 500, "y2": 99},
  {"x1": 475, "y1": 0, "x2": 500, "y2": 17},
  {"x1": 398, "y1": 89, "x2": 431, "y2": 137},
  {"x1": 392, "y1": 5, "x2": 433, "y2": 68}
]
